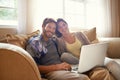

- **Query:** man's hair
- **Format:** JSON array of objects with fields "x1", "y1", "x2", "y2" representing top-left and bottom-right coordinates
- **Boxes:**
[{"x1": 42, "y1": 18, "x2": 57, "y2": 27}]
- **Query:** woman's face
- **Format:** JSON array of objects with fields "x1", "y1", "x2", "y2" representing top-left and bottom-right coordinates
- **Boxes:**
[{"x1": 57, "y1": 21, "x2": 69, "y2": 35}]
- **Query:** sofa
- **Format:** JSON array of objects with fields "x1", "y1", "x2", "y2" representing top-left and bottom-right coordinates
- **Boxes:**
[
  {"x1": 81, "y1": 27, "x2": 120, "y2": 65},
  {"x1": 0, "y1": 43, "x2": 42, "y2": 80},
  {"x1": 0, "y1": 27, "x2": 120, "y2": 80}
]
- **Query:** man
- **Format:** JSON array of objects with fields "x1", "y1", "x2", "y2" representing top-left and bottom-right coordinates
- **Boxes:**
[{"x1": 26, "y1": 18, "x2": 90, "y2": 80}]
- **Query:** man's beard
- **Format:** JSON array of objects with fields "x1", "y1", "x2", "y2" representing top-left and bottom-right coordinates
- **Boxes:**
[{"x1": 43, "y1": 29, "x2": 54, "y2": 38}]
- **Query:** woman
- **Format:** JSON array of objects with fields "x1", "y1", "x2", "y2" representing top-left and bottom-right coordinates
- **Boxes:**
[{"x1": 56, "y1": 18, "x2": 120, "y2": 80}]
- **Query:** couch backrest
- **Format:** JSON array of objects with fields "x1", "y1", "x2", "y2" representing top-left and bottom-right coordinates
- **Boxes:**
[
  {"x1": 0, "y1": 28, "x2": 17, "y2": 39},
  {"x1": 99, "y1": 38, "x2": 120, "y2": 58}
]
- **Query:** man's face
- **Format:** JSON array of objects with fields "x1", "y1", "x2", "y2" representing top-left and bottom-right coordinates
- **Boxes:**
[{"x1": 43, "y1": 22, "x2": 56, "y2": 38}]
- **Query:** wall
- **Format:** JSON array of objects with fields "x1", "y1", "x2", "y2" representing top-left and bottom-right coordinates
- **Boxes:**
[{"x1": 26, "y1": 0, "x2": 43, "y2": 34}]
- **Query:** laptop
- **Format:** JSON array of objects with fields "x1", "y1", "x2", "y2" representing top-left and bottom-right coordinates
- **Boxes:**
[{"x1": 71, "y1": 42, "x2": 108, "y2": 73}]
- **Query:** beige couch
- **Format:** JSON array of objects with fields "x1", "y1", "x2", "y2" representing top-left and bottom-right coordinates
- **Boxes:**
[
  {"x1": 0, "y1": 28, "x2": 43, "y2": 80},
  {"x1": 99, "y1": 37, "x2": 120, "y2": 64},
  {"x1": 0, "y1": 27, "x2": 120, "y2": 80},
  {"x1": 0, "y1": 43, "x2": 42, "y2": 80},
  {"x1": 80, "y1": 27, "x2": 120, "y2": 64}
]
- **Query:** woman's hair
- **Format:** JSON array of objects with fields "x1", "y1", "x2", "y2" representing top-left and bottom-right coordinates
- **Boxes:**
[
  {"x1": 56, "y1": 18, "x2": 68, "y2": 37},
  {"x1": 42, "y1": 18, "x2": 57, "y2": 28},
  {"x1": 56, "y1": 18, "x2": 68, "y2": 25}
]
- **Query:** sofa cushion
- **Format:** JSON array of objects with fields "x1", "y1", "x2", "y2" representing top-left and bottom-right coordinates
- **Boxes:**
[
  {"x1": 113, "y1": 59, "x2": 120, "y2": 65},
  {"x1": 99, "y1": 38, "x2": 120, "y2": 58},
  {"x1": 83, "y1": 27, "x2": 99, "y2": 43},
  {"x1": 0, "y1": 30, "x2": 40, "y2": 49},
  {"x1": 5, "y1": 34, "x2": 28, "y2": 49}
]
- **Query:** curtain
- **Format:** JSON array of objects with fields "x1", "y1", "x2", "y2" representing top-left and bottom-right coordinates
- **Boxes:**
[
  {"x1": 101, "y1": 0, "x2": 120, "y2": 37},
  {"x1": 110, "y1": 0, "x2": 120, "y2": 37},
  {"x1": 85, "y1": 0, "x2": 120, "y2": 37},
  {"x1": 17, "y1": 0, "x2": 27, "y2": 34}
]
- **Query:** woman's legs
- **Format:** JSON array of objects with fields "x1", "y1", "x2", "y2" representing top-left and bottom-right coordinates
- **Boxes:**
[{"x1": 61, "y1": 52, "x2": 79, "y2": 65}]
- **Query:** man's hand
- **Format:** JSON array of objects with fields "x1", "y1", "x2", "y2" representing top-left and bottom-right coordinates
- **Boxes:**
[
  {"x1": 56, "y1": 62, "x2": 71, "y2": 71},
  {"x1": 38, "y1": 62, "x2": 72, "y2": 74}
]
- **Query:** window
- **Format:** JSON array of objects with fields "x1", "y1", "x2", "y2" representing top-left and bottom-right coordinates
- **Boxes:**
[
  {"x1": 30, "y1": 0, "x2": 108, "y2": 36},
  {"x1": 0, "y1": 0, "x2": 18, "y2": 25},
  {"x1": 64, "y1": 0, "x2": 85, "y2": 30},
  {"x1": 36, "y1": 0, "x2": 85, "y2": 31}
]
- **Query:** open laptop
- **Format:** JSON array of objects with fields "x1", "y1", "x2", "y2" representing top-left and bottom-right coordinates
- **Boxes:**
[{"x1": 71, "y1": 42, "x2": 108, "y2": 73}]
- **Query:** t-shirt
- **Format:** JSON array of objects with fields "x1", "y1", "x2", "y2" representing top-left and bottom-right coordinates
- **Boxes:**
[
  {"x1": 38, "y1": 39, "x2": 62, "y2": 65},
  {"x1": 26, "y1": 35, "x2": 62, "y2": 65},
  {"x1": 66, "y1": 36, "x2": 82, "y2": 58}
]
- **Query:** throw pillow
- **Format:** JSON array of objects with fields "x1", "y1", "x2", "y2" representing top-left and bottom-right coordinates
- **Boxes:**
[
  {"x1": 27, "y1": 30, "x2": 40, "y2": 39},
  {"x1": 83, "y1": 27, "x2": 99, "y2": 43},
  {"x1": 6, "y1": 34, "x2": 28, "y2": 49},
  {"x1": 0, "y1": 30, "x2": 40, "y2": 49}
]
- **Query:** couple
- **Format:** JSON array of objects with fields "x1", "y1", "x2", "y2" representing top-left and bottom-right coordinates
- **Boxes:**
[{"x1": 26, "y1": 18, "x2": 120, "y2": 80}]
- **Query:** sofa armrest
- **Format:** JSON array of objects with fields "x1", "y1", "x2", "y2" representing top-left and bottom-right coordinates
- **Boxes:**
[
  {"x1": 0, "y1": 43, "x2": 42, "y2": 80},
  {"x1": 98, "y1": 37, "x2": 120, "y2": 58}
]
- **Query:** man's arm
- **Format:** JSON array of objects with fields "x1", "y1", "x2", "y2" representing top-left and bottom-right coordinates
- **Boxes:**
[{"x1": 38, "y1": 62, "x2": 71, "y2": 74}]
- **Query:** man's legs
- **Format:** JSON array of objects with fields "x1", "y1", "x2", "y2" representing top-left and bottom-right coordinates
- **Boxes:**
[
  {"x1": 105, "y1": 57, "x2": 120, "y2": 80},
  {"x1": 88, "y1": 66, "x2": 115, "y2": 80},
  {"x1": 45, "y1": 70, "x2": 90, "y2": 80},
  {"x1": 61, "y1": 53, "x2": 117, "y2": 80}
]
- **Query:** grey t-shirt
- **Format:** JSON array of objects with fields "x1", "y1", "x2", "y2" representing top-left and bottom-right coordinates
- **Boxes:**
[
  {"x1": 39, "y1": 39, "x2": 62, "y2": 65},
  {"x1": 26, "y1": 38, "x2": 62, "y2": 65}
]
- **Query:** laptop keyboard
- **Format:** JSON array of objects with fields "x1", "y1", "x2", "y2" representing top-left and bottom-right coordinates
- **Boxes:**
[{"x1": 71, "y1": 65, "x2": 78, "y2": 73}]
